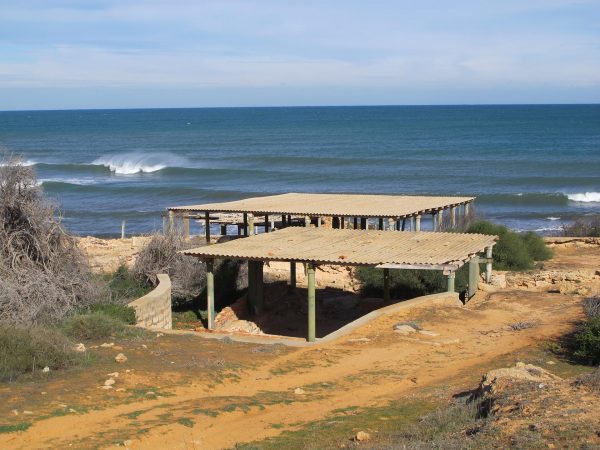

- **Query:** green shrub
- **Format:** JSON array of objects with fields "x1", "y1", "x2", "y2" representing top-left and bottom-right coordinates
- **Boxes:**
[
  {"x1": 104, "y1": 265, "x2": 151, "y2": 303},
  {"x1": 61, "y1": 312, "x2": 128, "y2": 341},
  {"x1": 358, "y1": 268, "x2": 446, "y2": 299},
  {"x1": 572, "y1": 317, "x2": 600, "y2": 365},
  {"x1": 89, "y1": 303, "x2": 136, "y2": 325},
  {"x1": 466, "y1": 221, "x2": 552, "y2": 271},
  {"x1": 0, "y1": 325, "x2": 79, "y2": 381}
]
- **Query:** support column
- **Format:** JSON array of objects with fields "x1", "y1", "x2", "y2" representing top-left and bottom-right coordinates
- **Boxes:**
[
  {"x1": 468, "y1": 256, "x2": 480, "y2": 299},
  {"x1": 415, "y1": 214, "x2": 421, "y2": 232},
  {"x1": 316, "y1": 216, "x2": 321, "y2": 227},
  {"x1": 248, "y1": 214, "x2": 255, "y2": 235},
  {"x1": 378, "y1": 218, "x2": 384, "y2": 230},
  {"x1": 353, "y1": 217, "x2": 358, "y2": 229},
  {"x1": 264, "y1": 214, "x2": 270, "y2": 233},
  {"x1": 289, "y1": 261, "x2": 296, "y2": 291},
  {"x1": 282, "y1": 215, "x2": 287, "y2": 227},
  {"x1": 247, "y1": 260, "x2": 264, "y2": 315},
  {"x1": 340, "y1": 216, "x2": 345, "y2": 229},
  {"x1": 305, "y1": 216, "x2": 311, "y2": 227},
  {"x1": 255, "y1": 261, "x2": 264, "y2": 314},
  {"x1": 307, "y1": 263, "x2": 316, "y2": 342},
  {"x1": 168, "y1": 210, "x2": 175, "y2": 233},
  {"x1": 206, "y1": 259, "x2": 215, "y2": 330},
  {"x1": 465, "y1": 202, "x2": 470, "y2": 218},
  {"x1": 485, "y1": 246, "x2": 493, "y2": 283},
  {"x1": 438, "y1": 209, "x2": 444, "y2": 230},
  {"x1": 243, "y1": 213, "x2": 248, "y2": 236},
  {"x1": 220, "y1": 224, "x2": 227, "y2": 236},
  {"x1": 450, "y1": 207, "x2": 456, "y2": 228},
  {"x1": 183, "y1": 215, "x2": 190, "y2": 238},
  {"x1": 383, "y1": 268, "x2": 390, "y2": 302},
  {"x1": 361, "y1": 217, "x2": 367, "y2": 230},
  {"x1": 432, "y1": 212, "x2": 437, "y2": 231},
  {"x1": 204, "y1": 211, "x2": 211, "y2": 244},
  {"x1": 447, "y1": 272, "x2": 455, "y2": 292},
  {"x1": 121, "y1": 220, "x2": 126, "y2": 239},
  {"x1": 401, "y1": 219, "x2": 406, "y2": 231}
]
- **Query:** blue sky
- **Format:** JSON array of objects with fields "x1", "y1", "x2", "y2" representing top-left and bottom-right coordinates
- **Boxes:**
[{"x1": 1, "y1": 0, "x2": 599, "y2": 110}]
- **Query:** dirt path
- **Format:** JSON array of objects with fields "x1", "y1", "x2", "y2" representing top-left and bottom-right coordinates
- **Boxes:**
[{"x1": 2, "y1": 245, "x2": 598, "y2": 449}]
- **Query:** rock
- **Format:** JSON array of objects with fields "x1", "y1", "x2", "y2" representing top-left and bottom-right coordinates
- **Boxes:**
[
  {"x1": 107, "y1": 372, "x2": 119, "y2": 377},
  {"x1": 115, "y1": 353, "x2": 128, "y2": 363},
  {"x1": 23, "y1": 410, "x2": 33, "y2": 415},
  {"x1": 418, "y1": 330, "x2": 439, "y2": 337},
  {"x1": 113, "y1": 345, "x2": 123, "y2": 351},
  {"x1": 104, "y1": 378, "x2": 115, "y2": 386},
  {"x1": 294, "y1": 387, "x2": 305, "y2": 395},
  {"x1": 546, "y1": 361, "x2": 556, "y2": 365},
  {"x1": 75, "y1": 343, "x2": 86, "y2": 352},
  {"x1": 393, "y1": 324, "x2": 416, "y2": 335},
  {"x1": 355, "y1": 431, "x2": 370, "y2": 441},
  {"x1": 116, "y1": 388, "x2": 126, "y2": 392},
  {"x1": 42, "y1": 366, "x2": 50, "y2": 373},
  {"x1": 11, "y1": 410, "x2": 18, "y2": 416},
  {"x1": 100, "y1": 342, "x2": 114, "y2": 348},
  {"x1": 101, "y1": 385, "x2": 113, "y2": 390},
  {"x1": 348, "y1": 337, "x2": 371, "y2": 343},
  {"x1": 146, "y1": 391, "x2": 156, "y2": 396}
]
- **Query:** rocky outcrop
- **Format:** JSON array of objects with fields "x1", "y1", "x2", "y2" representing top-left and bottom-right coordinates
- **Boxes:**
[{"x1": 506, "y1": 269, "x2": 599, "y2": 295}]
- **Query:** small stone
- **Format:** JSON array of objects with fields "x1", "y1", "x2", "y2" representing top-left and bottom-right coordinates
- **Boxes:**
[
  {"x1": 146, "y1": 391, "x2": 156, "y2": 396},
  {"x1": 75, "y1": 343, "x2": 86, "y2": 352},
  {"x1": 294, "y1": 388, "x2": 305, "y2": 395},
  {"x1": 11, "y1": 410, "x2": 18, "y2": 416},
  {"x1": 116, "y1": 388, "x2": 126, "y2": 392},
  {"x1": 355, "y1": 431, "x2": 370, "y2": 441},
  {"x1": 156, "y1": 333, "x2": 164, "y2": 338},
  {"x1": 107, "y1": 372, "x2": 119, "y2": 378},
  {"x1": 104, "y1": 378, "x2": 116, "y2": 387},
  {"x1": 69, "y1": 408, "x2": 77, "y2": 413},
  {"x1": 418, "y1": 330, "x2": 439, "y2": 337},
  {"x1": 42, "y1": 366, "x2": 50, "y2": 373},
  {"x1": 23, "y1": 411, "x2": 33, "y2": 415},
  {"x1": 115, "y1": 353, "x2": 128, "y2": 363},
  {"x1": 100, "y1": 342, "x2": 114, "y2": 348},
  {"x1": 59, "y1": 403, "x2": 68, "y2": 408},
  {"x1": 393, "y1": 324, "x2": 416, "y2": 335},
  {"x1": 41, "y1": 392, "x2": 47, "y2": 395},
  {"x1": 546, "y1": 361, "x2": 556, "y2": 365},
  {"x1": 141, "y1": 344, "x2": 148, "y2": 349},
  {"x1": 123, "y1": 440, "x2": 133, "y2": 448},
  {"x1": 113, "y1": 345, "x2": 123, "y2": 351},
  {"x1": 102, "y1": 385, "x2": 113, "y2": 390},
  {"x1": 348, "y1": 337, "x2": 371, "y2": 343}
]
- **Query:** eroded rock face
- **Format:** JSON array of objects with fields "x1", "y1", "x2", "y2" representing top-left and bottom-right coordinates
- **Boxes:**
[
  {"x1": 506, "y1": 270, "x2": 598, "y2": 295},
  {"x1": 480, "y1": 362, "x2": 562, "y2": 394}
]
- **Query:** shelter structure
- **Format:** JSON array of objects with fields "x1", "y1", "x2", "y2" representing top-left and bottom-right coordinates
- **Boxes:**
[
  {"x1": 182, "y1": 227, "x2": 496, "y2": 342},
  {"x1": 168, "y1": 193, "x2": 475, "y2": 242}
]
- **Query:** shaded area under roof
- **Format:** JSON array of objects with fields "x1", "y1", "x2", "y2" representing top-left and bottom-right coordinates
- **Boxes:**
[
  {"x1": 182, "y1": 227, "x2": 496, "y2": 271},
  {"x1": 168, "y1": 193, "x2": 474, "y2": 218}
]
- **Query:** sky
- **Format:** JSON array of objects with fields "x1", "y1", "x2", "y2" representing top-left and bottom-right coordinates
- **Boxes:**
[{"x1": 0, "y1": 0, "x2": 599, "y2": 110}]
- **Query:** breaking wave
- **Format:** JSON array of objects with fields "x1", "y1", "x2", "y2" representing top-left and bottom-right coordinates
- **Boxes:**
[
  {"x1": 566, "y1": 192, "x2": 600, "y2": 203},
  {"x1": 92, "y1": 152, "x2": 189, "y2": 174}
]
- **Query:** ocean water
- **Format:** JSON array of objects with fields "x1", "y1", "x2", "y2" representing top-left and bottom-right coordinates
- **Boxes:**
[{"x1": 0, "y1": 105, "x2": 599, "y2": 237}]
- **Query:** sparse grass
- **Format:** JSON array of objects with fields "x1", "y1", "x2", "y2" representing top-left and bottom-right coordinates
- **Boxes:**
[
  {"x1": 60, "y1": 312, "x2": 129, "y2": 341},
  {"x1": 177, "y1": 417, "x2": 194, "y2": 428},
  {"x1": 0, "y1": 325, "x2": 81, "y2": 381},
  {"x1": 0, "y1": 422, "x2": 31, "y2": 433},
  {"x1": 510, "y1": 321, "x2": 537, "y2": 331},
  {"x1": 89, "y1": 303, "x2": 136, "y2": 325},
  {"x1": 103, "y1": 265, "x2": 151, "y2": 304}
]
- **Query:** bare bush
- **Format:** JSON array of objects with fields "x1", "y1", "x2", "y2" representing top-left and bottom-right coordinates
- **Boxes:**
[
  {"x1": 0, "y1": 156, "x2": 104, "y2": 326},
  {"x1": 583, "y1": 295, "x2": 600, "y2": 319},
  {"x1": 563, "y1": 215, "x2": 600, "y2": 237},
  {"x1": 131, "y1": 232, "x2": 207, "y2": 301}
]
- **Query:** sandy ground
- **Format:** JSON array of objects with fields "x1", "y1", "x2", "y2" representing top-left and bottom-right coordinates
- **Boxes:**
[{"x1": 1, "y1": 244, "x2": 599, "y2": 449}]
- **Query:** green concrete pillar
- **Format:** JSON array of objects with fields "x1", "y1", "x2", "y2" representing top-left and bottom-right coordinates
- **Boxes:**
[
  {"x1": 305, "y1": 216, "x2": 311, "y2": 227},
  {"x1": 243, "y1": 213, "x2": 248, "y2": 237},
  {"x1": 450, "y1": 207, "x2": 456, "y2": 228},
  {"x1": 255, "y1": 261, "x2": 264, "y2": 314},
  {"x1": 316, "y1": 216, "x2": 321, "y2": 227},
  {"x1": 247, "y1": 261, "x2": 264, "y2": 315},
  {"x1": 415, "y1": 215, "x2": 421, "y2": 232},
  {"x1": 264, "y1": 215, "x2": 269, "y2": 233},
  {"x1": 307, "y1": 263, "x2": 316, "y2": 342},
  {"x1": 468, "y1": 256, "x2": 480, "y2": 299},
  {"x1": 465, "y1": 202, "x2": 470, "y2": 218},
  {"x1": 383, "y1": 268, "x2": 390, "y2": 302},
  {"x1": 361, "y1": 217, "x2": 367, "y2": 230},
  {"x1": 206, "y1": 259, "x2": 215, "y2": 330},
  {"x1": 290, "y1": 261, "x2": 296, "y2": 291},
  {"x1": 401, "y1": 219, "x2": 406, "y2": 231},
  {"x1": 353, "y1": 217, "x2": 358, "y2": 229},
  {"x1": 432, "y1": 212, "x2": 437, "y2": 231},
  {"x1": 438, "y1": 209, "x2": 444, "y2": 230},
  {"x1": 168, "y1": 210, "x2": 175, "y2": 234},
  {"x1": 248, "y1": 214, "x2": 255, "y2": 235},
  {"x1": 378, "y1": 218, "x2": 384, "y2": 230},
  {"x1": 204, "y1": 211, "x2": 211, "y2": 244},
  {"x1": 447, "y1": 272, "x2": 455, "y2": 292},
  {"x1": 486, "y1": 246, "x2": 493, "y2": 283},
  {"x1": 220, "y1": 224, "x2": 227, "y2": 236}
]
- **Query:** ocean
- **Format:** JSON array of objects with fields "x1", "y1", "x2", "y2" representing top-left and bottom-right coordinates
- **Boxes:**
[{"x1": 1, "y1": 105, "x2": 599, "y2": 237}]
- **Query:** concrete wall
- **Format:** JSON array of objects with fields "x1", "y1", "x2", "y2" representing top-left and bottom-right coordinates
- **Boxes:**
[{"x1": 128, "y1": 274, "x2": 172, "y2": 330}]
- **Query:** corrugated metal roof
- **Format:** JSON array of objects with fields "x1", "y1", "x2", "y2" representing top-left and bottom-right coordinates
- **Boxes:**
[
  {"x1": 182, "y1": 227, "x2": 496, "y2": 269},
  {"x1": 169, "y1": 193, "x2": 474, "y2": 218}
]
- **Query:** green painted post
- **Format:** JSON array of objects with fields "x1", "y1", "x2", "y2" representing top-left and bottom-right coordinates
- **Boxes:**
[
  {"x1": 468, "y1": 256, "x2": 480, "y2": 299},
  {"x1": 206, "y1": 259, "x2": 215, "y2": 329},
  {"x1": 168, "y1": 210, "x2": 175, "y2": 233},
  {"x1": 353, "y1": 217, "x2": 358, "y2": 229},
  {"x1": 378, "y1": 218, "x2": 384, "y2": 230},
  {"x1": 438, "y1": 209, "x2": 444, "y2": 230},
  {"x1": 383, "y1": 269, "x2": 390, "y2": 302},
  {"x1": 415, "y1": 215, "x2": 421, "y2": 232},
  {"x1": 447, "y1": 272, "x2": 455, "y2": 292},
  {"x1": 204, "y1": 211, "x2": 211, "y2": 244},
  {"x1": 432, "y1": 212, "x2": 437, "y2": 231},
  {"x1": 256, "y1": 261, "x2": 264, "y2": 314},
  {"x1": 305, "y1": 216, "x2": 311, "y2": 227},
  {"x1": 307, "y1": 263, "x2": 316, "y2": 342},
  {"x1": 361, "y1": 217, "x2": 367, "y2": 230},
  {"x1": 450, "y1": 207, "x2": 456, "y2": 228},
  {"x1": 247, "y1": 261, "x2": 256, "y2": 315},
  {"x1": 264, "y1": 214, "x2": 269, "y2": 233},
  {"x1": 290, "y1": 261, "x2": 296, "y2": 291},
  {"x1": 243, "y1": 213, "x2": 248, "y2": 237},
  {"x1": 401, "y1": 219, "x2": 406, "y2": 231}
]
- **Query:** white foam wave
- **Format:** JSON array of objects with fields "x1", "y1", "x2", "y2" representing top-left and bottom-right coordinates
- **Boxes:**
[
  {"x1": 40, "y1": 177, "x2": 98, "y2": 186},
  {"x1": 0, "y1": 159, "x2": 36, "y2": 167},
  {"x1": 566, "y1": 192, "x2": 600, "y2": 203},
  {"x1": 92, "y1": 152, "x2": 188, "y2": 175},
  {"x1": 546, "y1": 216, "x2": 561, "y2": 221}
]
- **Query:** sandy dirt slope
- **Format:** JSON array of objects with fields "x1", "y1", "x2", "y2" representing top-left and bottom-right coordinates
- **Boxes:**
[{"x1": 1, "y1": 244, "x2": 598, "y2": 449}]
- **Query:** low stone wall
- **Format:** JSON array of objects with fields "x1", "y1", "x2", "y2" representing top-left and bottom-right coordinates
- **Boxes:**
[{"x1": 128, "y1": 274, "x2": 172, "y2": 330}]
